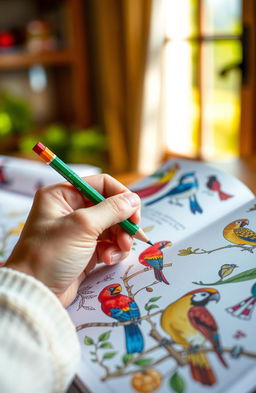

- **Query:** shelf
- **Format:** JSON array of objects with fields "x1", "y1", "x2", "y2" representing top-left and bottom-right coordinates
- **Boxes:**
[{"x1": 0, "y1": 49, "x2": 74, "y2": 70}]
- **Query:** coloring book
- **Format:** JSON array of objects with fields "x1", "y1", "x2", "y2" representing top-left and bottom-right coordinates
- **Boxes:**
[{"x1": 1, "y1": 157, "x2": 256, "y2": 393}]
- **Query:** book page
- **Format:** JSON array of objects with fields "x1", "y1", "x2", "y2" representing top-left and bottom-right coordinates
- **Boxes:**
[
  {"x1": 130, "y1": 159, "x2": 254, "y2": 244},
  {"x1": 0, "y1": 190, "x2": 32, "y2": 263},
  {"x1": 0, "y1": 155, "x2": 100, "y2": 196},
  {"x1": 69, "y1": 196, "x2": 256, "y2": 393}
]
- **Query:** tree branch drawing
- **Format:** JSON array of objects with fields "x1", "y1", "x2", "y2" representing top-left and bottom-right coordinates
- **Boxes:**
[
  {"x1": 178, "y1": 244, "x2": 256, "y2": 256},
  {"x1": 77, "y1": 263, "x2": 256, "y2": 391}
]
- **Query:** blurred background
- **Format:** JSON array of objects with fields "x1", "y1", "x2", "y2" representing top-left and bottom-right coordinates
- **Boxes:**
[{"x1": 0, "y1": 0, "x2": 255, "y2": 175}]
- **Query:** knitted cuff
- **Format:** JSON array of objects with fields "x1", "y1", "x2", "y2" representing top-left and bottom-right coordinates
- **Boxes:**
[{"x1": 0, "y1": 267, "x2": 80, "y2": 392}]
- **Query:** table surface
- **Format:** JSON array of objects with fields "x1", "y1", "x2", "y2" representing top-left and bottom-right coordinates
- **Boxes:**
[{"x1": 114, "y1": 157, "x2": 256, "y2": 195}]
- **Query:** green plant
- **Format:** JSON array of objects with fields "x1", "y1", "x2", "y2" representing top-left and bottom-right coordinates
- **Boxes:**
[{"x1": 0, "y1": 92, "x2": 33, "y2": 137}]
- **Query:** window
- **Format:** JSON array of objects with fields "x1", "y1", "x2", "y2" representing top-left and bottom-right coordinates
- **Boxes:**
[{"x1": 161, "y1": 0, "x2": 242, "y2": 160}]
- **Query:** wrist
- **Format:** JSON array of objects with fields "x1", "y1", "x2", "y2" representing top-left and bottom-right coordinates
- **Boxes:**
[{"x1": 5, "y1": 258, "x2": 36, "y2": 279}]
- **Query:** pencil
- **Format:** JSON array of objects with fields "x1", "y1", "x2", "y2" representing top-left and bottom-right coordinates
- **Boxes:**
[{"x1": 33, "y1": 142, "x2": 153, "y2": 246}]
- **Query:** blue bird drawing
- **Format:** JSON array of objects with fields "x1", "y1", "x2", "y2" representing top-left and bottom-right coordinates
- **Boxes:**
[{"x1": 145, "y1": 172, "x2": 203, "y2": 214}]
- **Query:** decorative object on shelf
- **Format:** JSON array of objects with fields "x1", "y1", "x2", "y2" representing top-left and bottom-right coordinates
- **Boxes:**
[{"x1": 26, "y1": 20, "x2": 57, "y2": 53}]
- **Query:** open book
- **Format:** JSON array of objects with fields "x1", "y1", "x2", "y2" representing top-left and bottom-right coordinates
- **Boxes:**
[{"x1": 1, "y1": 157, "x2": 256, "y2": 393}]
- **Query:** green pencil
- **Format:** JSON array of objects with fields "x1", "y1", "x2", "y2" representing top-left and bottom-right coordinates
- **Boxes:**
[{"x1": 33, "y1": 142, "x2": 153, "y2": 245}]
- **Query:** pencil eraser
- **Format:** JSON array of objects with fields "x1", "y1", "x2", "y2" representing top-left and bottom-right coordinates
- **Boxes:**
[{"x1": 33, "y1": 142, "x2": 46, "y2": 155}]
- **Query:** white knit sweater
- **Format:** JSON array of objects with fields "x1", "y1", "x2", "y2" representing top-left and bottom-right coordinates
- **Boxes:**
[{"x1": 0, "y1": 268, "x2": 80, "y2": 393}]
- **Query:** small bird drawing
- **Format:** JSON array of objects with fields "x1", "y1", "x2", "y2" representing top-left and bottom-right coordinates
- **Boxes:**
[
  {"x1": 145, "y1": 172, "x2": 203, "y2": 214},
  {"x1": 132, "y1": 163, "x2": 180, "y2": 198},
  {"x1": 226, "y1": 282, "x2": 256, "y2": 320},
  {"x1": 139, "y1": 241, "x2": 172, "y2": 285},
  {"x1": 223, "y1": 219, "x2": 256, "y2": 249},
  {"x1": 206, "y1": 175, "x2": 233, "y2": 201},
  {"x1": 98, "y1": 284, "x2": 144, "y2": 353},
  {"x1": 218, "y1": 264, "x2": 238, "y2": 280},
  {"x1": 161, "y1": 288, "x2": 227, "y2": 386},
  {"x1": 0, "y1": 162, "x2": 10, "y2": 186}
]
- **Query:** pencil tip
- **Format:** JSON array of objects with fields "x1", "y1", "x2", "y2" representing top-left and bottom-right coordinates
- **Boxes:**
[{"x1": 147, "y1": 240, "x2": 154, "y2": 246}]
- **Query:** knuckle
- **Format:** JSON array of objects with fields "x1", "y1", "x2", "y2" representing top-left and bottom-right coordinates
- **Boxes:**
[
  {"x1": 72, "y1": 210, "x2": 91, "y2": 228},
  {"x1": 107, "y1": 195, "x2": 127, "y2": 216}
]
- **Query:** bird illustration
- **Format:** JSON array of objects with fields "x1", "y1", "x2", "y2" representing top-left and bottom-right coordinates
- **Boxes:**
[
  {"x1": 218, "y1": 264, "x2": 238, "y2": 280},
  {"x1": 161, "y1": 288, "x2": 227, "y2": 386},
  {"x1": 139, "y1": 241, "x2": 172, "y2": 285},
  {"x1": 226, "y1": 282, "x2": 256, "y2": 320},
  {"x1": 233, "y1": 330, "x2": 246, "y2": 339},
  {"x1": 132, "y1": 163, "x2": 180, "y2": 198},
  {"x1": 0, "y1": 162, "x2": 10, "y2": 186},
  {"x1": 223, "y1": 219, "x2": 256, "y2": 249},
  {"x1": 98, "y1": 284, "x2": 144, "y2": 353},
  {"x1": 206, "y1": 175, "x2": 233, "y2": 201},
  {"x1": 145, "y1": 172, "x2": 203, "y2": 214}
]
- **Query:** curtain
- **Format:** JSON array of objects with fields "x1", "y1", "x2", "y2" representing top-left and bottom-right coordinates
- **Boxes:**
[{"x1": 87, "y1": 0, "x2": 152, "y2": 173}]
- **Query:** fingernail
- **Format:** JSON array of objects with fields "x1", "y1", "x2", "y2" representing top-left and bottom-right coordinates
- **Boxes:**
[
  {"x1": 123, "y1": 192, "x2": 140, "y2": 207},
  {"x1": 110, "y1": 251, "x2": 122, "y2": 265}
]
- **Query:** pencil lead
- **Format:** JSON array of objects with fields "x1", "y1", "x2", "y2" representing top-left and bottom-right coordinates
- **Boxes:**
[{"x1": 147, "y1": 240, "x2": 154, "y2": 246}]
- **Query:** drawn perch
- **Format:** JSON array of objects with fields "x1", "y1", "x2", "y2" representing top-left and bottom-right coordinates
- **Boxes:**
[
  {"x1": 98, "y1": 284, "x2": 144, "y2": 354},
  {"x1": 132, "y1": 163, "x2": 180, "y2": 198},
  {"x1": 145, "y1": 172, "x2": 203, "y2": 215},
  {"x1": 161, "y1": 288, "x2": 227, "y2": 386},
  {"x1": 139, "y1": 241, "x2": 172, "y2": 285}
]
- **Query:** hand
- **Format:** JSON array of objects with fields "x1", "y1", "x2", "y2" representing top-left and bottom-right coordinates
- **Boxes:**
[{"x1": 6, "y1": 174, "x2": 141, "y2": 307}]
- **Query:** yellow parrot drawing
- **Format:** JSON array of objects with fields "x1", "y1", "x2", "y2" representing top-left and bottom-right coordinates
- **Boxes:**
[
  {"x1": 223, "y1": 219, "x2": 256, "y2": 247},
  {"x1": 161, "y1": 288, "x2": 227, "y2": 386}
]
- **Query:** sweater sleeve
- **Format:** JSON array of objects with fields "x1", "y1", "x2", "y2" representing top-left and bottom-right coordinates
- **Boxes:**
[{"x1": 0, "y1": 267, "x2": 81, "y2": 393}]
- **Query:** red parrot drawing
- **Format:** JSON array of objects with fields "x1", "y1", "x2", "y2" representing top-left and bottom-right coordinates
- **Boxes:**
[
  {"x1": 132, "y1": 163, "x2": 180, "y2": 198},
  {"x1": 98, "y1": 284, "x2": 144, "y2": 353},
  {"x1": 139, "y1": 241, "x2": 172, "y2": 285},
  {"x1": 206, "y1": 175, "x2": 233, "y2": 201}
]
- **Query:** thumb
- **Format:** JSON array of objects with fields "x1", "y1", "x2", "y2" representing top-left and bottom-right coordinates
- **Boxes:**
[{"x1": 81, "y1": 192, "x2": 141, "y2": 235}]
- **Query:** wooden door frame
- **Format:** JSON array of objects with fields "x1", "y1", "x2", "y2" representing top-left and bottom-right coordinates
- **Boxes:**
[{"x1": 240, "y1": 0, "x2": 256, "y2": 156}]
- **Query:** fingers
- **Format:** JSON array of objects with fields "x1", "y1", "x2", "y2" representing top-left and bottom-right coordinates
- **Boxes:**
[
  {"x1": 77, "y1": 191, "x2": 141, "y2": 237},
  {"x1": 33, "y1": 174, "x2": 138, "y2": 219},
  {"x1": 95, "y1": 240, "x2": 131, "y2": 265}
]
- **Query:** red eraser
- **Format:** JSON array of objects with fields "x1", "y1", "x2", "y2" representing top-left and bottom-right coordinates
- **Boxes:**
[{"x1": 33, "y1": 142, "x2": 46, "y2": 155}]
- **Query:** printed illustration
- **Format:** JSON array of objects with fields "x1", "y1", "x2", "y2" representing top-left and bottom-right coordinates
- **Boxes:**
[
  {"x1": 223, "y1": 219, "x2": 256, "y2": 250},
  {"x1": 132, "y1": 163, "x2": 180, "y2": 198},
  {"x1": 218, "y1": 264, "x2": 238, "y2": 280},
  {"x1": 193, "y1": 267, "x2": 256, "y2": 286},
  {"x1": 0, "y1": 161, "x2": 11, "y2": 186},
  {"x1": 70, "y1": 283, "x2": 97, "y2": 311},
  {"x1": 0, "y1": 221, "x2": 24, "y2": 259},
  {"x1": 161, "y1": 288, "x2": 227, "y2": 386},
  {"x1": 233, "y1": 330, "x2": 246, "y2": 339},
  {"x1": 145, "y1": 172, "x2": 203, "y2": 215},
  {"x1": 139, "y1": 241, "x2": 172, "y2": 285},
  {"x1": 96, "y1": 272, "x2": 116, "y2": 285},
  {"x1": 206, "y1": 175, "x2": 233, "y2": 201},
  {"x1": 247, "y1": 203, "x2": 256, "y2": 212},
  {"x1": 226, "y1": 282, "x2": 256, "y2": 320},
  {"x1": 98, "y1": 284, "x2": 144, "y2": 354},
  {"x1": 78, "y1": 264, "x2": 256, "y2": 392},
  {"x1": 179, "y1": 218, "x2": 256, "y2": 256}
]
